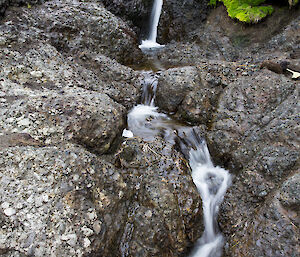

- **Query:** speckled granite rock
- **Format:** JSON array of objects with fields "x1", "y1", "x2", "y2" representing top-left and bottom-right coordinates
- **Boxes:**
[
  {"x1": 155, "y1": 65, "x2": 223, "y2": 125},
  {"x1": 0, "y1": 136, "x2": 204, "y2": 257},
  {"x1": 206, "y1": 69, "x2": 299, "y2": 257},
  {"x1": 2, "y1": 0, "x2": 143, "y2": 65},
  {"x1": 0, "y1": 1, "x2": 204, "y2": 256},
  {"x1": 0, "y1": 44, "x2": 127, "y2": 153}
]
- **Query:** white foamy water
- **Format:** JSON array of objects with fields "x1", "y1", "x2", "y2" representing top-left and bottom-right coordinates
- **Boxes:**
[
  {"x1": 127, "y1": 104, "x2": 168, "y2": 141},
  {"x1": 188, "y1": 141, "x2": 231, "y2": 257},
  {"x1": 139, "y1": 0, "x2": 164, "y2": 50}
]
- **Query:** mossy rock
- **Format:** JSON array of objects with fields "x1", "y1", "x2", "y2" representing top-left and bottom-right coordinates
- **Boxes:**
[{"x1": 210, "y1": 0, "x2": 298, "y2": 23}]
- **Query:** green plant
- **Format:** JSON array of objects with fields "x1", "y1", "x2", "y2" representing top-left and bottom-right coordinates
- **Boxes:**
[{"x1": 210, "y1": 0, "x2": 274, "y2": 23}]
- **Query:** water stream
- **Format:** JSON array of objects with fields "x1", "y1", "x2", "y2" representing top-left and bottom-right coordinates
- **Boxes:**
[
  {"x1": 125, "y1": 1, "x2": 231, "y2": 256},
  {"x1": 123, "y1": 72, "x2": 231, "y2": 257}
]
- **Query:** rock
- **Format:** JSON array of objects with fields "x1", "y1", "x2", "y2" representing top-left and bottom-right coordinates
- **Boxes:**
[
  {"x1": 1, "y1": 202, "x2": 9, "y2": 209},
  {"x1": 279, "y1": 173, "x2": 300, "y2": 211},
  {"x1": 0, "y1": 0, "x2": 45, "y2": 17},
  {"x1": 101, "y1": 137, "x2": 204, "y2": 257},
  {"x1": 260, "y1": 60, "x2": 286, "y2": 74},
  {"x1": 3, "y1": 0, "x2": 143, "y2": 65},
  {"x1": 154, "y1": 5, "x2": 300, "y2": 66},
  {"x1": 0, "y1": 82, "x2": 126, "y2": 153},
  {"x1": 101, "y1": 0, "x2": 153, "y2": 41},
  {"x1": 0, "y1": 136, "x2": 203, "y2": 257},
  {"x1": 93, "y1": 221, "x2": 102, "y2": 234},
  {"x1": 3, "y1": 207, "x2": 16, "y2": 216},
  {"x1": 290, "y1": 48, "x2": 300, "y2": 59},
  {"x1": 83, "y1": 238, "x2": 91, "y2": 248},
  {"x1": 102, "y1": 0, "x2": 210, "y2": 44},
  {"x1": 207, "y1": 68, "x2": 299, "y2": 256},
  {"x1": 61, "y1": 234, "x2": 78, "y2": 247},
  {"x1": 156, "y1": 66, "x2": 201, "y2": 113},
  {"x1": 81, "y1": 227, "x2": 94, "y2": 237},
  {"x1": 158, "y1": 0, "x2": 210, "y2": 43},
  {"x1": 156, "y1": 64, "x2": 224, "y2": 125},
  {"x1": 74, "y1": 53, "x2": 142, "y2": 109},
  {"x1": 207, "y1": 69, "x2": 297, "y2": 171}
]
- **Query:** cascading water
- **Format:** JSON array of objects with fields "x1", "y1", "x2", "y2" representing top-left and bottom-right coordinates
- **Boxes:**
[
  {"x1": 126, "y1": 1, "x2": 231, "y2": 255},
  {"x1": 187, "y1": 138, "x2": 231, "y2": 257},
  {"x1": 124, "y1": 72, "x2": 231, "y2": 257},
  {"x1": 123, "y1": 72, "x2": 169, "y2": 141},
  {"x1": 139, "y1": 0, "x2": 164, "y2": 49}
]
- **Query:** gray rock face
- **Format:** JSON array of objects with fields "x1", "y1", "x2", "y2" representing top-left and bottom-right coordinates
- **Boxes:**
[
  {"x1": 0, "y1": 0, "x2": 45, "y2": 17},
  {"x1": 156, "y1": 67, "x2": 201, "y2": 114},
  {"x1": 158, "y1": 0, "x2": 210, "y2": 43},
  {"x1": 279, "y1": 173, "x2": 300, "y2": 211},
  {"x1": 100, "y1": 137, "x2": 203, "y2": 257},
  {"x1": 0, "y1": 1, "x2": 204, "y2": 256},
  {"x1": 102, "y1": 0, "x2": 210, "y2": 44},
  {"x1": 0, "y1": 40, "x2": 128, "y2": 154},
  {"x1": 0, "y1": 138, "x2": 203, "y2": 257},
  {"x1": 206, "y1": 69, "x2": 299, "y2": 257},
  {"x1": 208, "y1": 69, "x2": 298, "y2": 171},
  {"x1": 155, "y1": 64, "x2": 224, "y2": 125},
  {"x1": 3, "y1": 0, "x2": 143, "y2": 65}
]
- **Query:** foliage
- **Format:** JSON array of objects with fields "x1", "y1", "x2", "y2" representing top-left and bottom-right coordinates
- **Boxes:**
[{"x1": 209, "y1": 0, "x2": 297, "y2": 23}]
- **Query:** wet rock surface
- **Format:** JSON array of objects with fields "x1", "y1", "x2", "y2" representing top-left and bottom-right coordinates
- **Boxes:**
[
  {"x1": 0, "y1": 1, "x2": 204, "y2": 256},
  {"x1": 204, "y1": 66, "x2": 299, "y2": 257},
  {"x1": 2, "y1": 0, "x2": 143, "y2": 65},
  {"x1": 156, "y1": 64, "x2": 224, "y2": 125},
  {"x1": 101, "y1": 0, "x2": 153, "y2": 41},
  {"x1": 157, "y1": 0, "x2": 210, "y2": 43},
  {"x1": 0, "y1": 139, "x2": 203, "y2": 257},
  {"x1": 153, "y1": 37, "x2": 299, "y2": 257},
  {"x1": 101, "y1": 0, "x2": 210, "y2": 45},
  {"x1": 0, "y1": 0, "x2": 299, "y2": 256}
]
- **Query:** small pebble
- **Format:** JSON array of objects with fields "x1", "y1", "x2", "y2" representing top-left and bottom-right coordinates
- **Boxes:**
[
  {"x1": 145, "y1": 210, "x2": 152, "y2": 218},
  {"x1": 93, "y1": 221, "x2": 102, "y2": 234},
  {"x1": 18, "y1": 118, "x2": 30, "y2": 126},
  {"x1": 81, "y1": 226, "x2": 94, "y2": 237},
  {"x1": 4, "y1": 207, "x2": 16, "y2": 216},
  {"x1": 1, "y1": 202, "x2": 10, "y2": 209},
  {"x1": 61, "y1": 234, "x2": 77, "y2": 247},
  {"x1": 83, "y1": 238, "x2": 91, "y2": 248},
  {"x1": 87, "y1": 212, "x2": 96, "y2": 220},
  {"x1": 30, "y1": 70, "x2": 43, "y2": 78}
]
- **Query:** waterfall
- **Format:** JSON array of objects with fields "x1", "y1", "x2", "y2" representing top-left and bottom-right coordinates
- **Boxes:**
[
  {"x1": 139, "y1": 0, "x2": 164, "y2": 49},
  {"x1": 123, "y1": 72, "x2": 231, "y2": 257}
]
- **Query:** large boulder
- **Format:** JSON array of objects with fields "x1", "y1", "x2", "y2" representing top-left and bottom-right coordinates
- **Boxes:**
[
  {"x1": 0, "y1": 39, "x2": 129, "y2": 154},
  {"x1": 206, "y1": 68, "x2": 299, "y2": 256},
  {"x1": 207, "y1": 69, "x2": 297, "y2": 171},
  {"x1": 2, "y1": 0, "x2": 143, "y2": 65},
  {"x1": 0, "y1": 137, "x2": 204, "y2": 257},
  {"x1": 155, "y1": 64, "x2": 225, "y2": 125}
]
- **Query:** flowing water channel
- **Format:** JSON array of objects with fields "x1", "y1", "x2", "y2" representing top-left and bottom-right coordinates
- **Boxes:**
[
  {"x1": 123, "y1": 1, "x2": 231, "y2": 256},
  {"x1": 123, "y1": 72, "x2": 231, "y2": 257}
]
